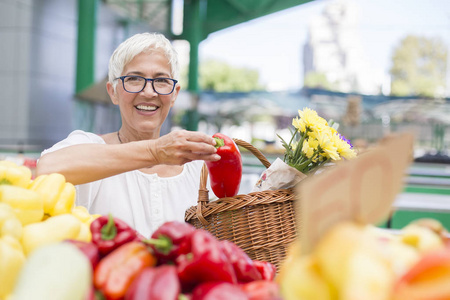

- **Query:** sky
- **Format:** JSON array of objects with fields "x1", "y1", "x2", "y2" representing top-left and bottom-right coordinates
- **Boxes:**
[{"x1": 197, "y1": 0, "x2": 450, "y2": 92}]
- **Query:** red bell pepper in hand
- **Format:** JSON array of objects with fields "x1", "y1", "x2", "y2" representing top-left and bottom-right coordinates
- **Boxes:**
[
  {"x1": 94, "y1": 241, "x2": 157, "y2": 300},
  {"x1": 125, "y1": 265, "x2": 181, "y2": 300},
  {"x1": 145, "y1": 221, "x2": 195, "y2": 264},
  {"x1": 253, "y1": 260, "x2": 277, "y2": 281},
  {"x1": 205, "y1": 133, "x2": 242, "y2": 198},
  {"x1": 90, "y1": 214, "x2": 139, "y2": 256},
  {"x1": 220, "y1": 240, "x2": 262, "y2": 283},
  {"x1": 192, "y1": 282, "x2": 248, "y2": 300},
  {"x1": 240, "y1": 280, "x2": 282, "y2": 300},
  {"x1": 176, "y1": 229, "x2": 237, "y2": 291}
]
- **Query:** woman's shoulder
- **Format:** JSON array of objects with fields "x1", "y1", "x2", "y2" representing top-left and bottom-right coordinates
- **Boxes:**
[
  {"x1": 41, "y1": 130, "x2": 105, "y2": 156},
  {"x1": 67, "y1": 130, "x2": 105, "y2": 143}
]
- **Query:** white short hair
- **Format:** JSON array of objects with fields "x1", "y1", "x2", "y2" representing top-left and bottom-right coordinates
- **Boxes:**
[{"x1": 108, "y1": 32, "x2": 179, "y2": 91}]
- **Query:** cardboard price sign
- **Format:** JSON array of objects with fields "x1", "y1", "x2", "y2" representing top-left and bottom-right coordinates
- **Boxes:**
[{"x1": 297, "y1": 133, "x2": 414, "y2": 254}]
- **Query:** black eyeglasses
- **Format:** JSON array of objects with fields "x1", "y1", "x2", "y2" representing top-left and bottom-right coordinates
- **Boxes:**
[{"x1": 115, "y1": 75, "x2": 178, "y2": 95}]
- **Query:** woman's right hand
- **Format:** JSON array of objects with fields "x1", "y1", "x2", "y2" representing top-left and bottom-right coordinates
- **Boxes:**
[{"x1": 147, "y1": 130, "x2": 221, "y2": 165}]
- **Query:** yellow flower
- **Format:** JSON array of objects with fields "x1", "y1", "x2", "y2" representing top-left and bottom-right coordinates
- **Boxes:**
[
  {"x1": 293, "y1": 108, "x2": 327, "y2": 133},
  {"x1": 302, "y1": 138, "x2": 318, "y2": 159},
  {"x1": 280, "y1": 107, "x2": 357, "y2": 174},
  {"x1": 317, "y1": 131, "x2": 340, "y2": 161},
  {"x1": 332, "y1": 134, "x2": 357, "y2": 159}
]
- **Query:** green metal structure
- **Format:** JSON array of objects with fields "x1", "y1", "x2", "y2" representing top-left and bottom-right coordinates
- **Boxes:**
[
  {"x1": 178, "y1": 0, "x2": 313, "y2": 129},
  {"x1": 76, "y1": 0, "x2": 313, "y2": 129}
]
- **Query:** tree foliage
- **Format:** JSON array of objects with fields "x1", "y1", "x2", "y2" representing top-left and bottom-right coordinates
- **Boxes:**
[
  {"x1": 390, "y1": 35, "x2": 447, "y2": 98},
  {"x1": 198, "y1": 59, "x2": 264, "y2": 92},
  {"x1": 303, "y1": 71, "x2": 337, "y2": 91}
]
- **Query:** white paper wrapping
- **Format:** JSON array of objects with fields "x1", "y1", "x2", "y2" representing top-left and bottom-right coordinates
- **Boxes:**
[{"x1": 252, "y1": 158, "x2": 307, "y2": 192}]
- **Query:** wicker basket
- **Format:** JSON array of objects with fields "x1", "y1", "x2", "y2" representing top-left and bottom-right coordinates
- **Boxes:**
[{"x1": 185, "y1": 139, "x2": 298, "y2": 271}]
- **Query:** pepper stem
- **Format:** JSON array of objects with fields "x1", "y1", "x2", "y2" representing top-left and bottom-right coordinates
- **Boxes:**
[
  {"x1": 100, "y1": 214, "x2": 117, "y2": 241},
  {"x1": 142, "y1": 235, "x2": 173, "y2": 254},
  {"x1": 214, "y1": 137, "x2": 225, "y2": 148}
]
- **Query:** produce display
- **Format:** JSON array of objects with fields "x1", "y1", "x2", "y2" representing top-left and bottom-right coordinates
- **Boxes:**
[
  {"x1": 3, "y1": 148, "x2": 450, "y2": 300},
  {"x1": 278, "y1": 219, "x2": 450, "y2": 300},
  {"x1": 0, "y1": 160, "x2": 99, "y2": 299},
  {"x1": 205, "y1": 133, "x2": 243, "y2": 198},
  {"x1": 0, "y1": 160, "x2": 280, "y2": 300}
]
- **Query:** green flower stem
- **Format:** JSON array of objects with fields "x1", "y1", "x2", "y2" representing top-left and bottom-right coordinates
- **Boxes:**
[
  {"x1": 292, "y1": 132, "x2": 306, "y2": 162},
  {"x1": 294, "y1": 149, "x2": 320, "y2": 173}
]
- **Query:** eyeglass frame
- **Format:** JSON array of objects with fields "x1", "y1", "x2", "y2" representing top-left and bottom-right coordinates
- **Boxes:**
[{"x1": 115, "y1": 75, "x2": 178, "y2": 95}]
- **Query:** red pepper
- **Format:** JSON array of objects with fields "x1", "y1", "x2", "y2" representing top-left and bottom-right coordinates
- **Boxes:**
[
  {"x1": 240, "y1": 280, "x2": 282, "y2": 300},
  {"x1": 145, "y1": 221, "x2": 196, "y2": 264},
  {"x1": 65, "y1": 239, "x2": 100, "y2": 269},
  {"x1": 176, "y1": 229, "x2": 237, "y2": 291},
  {"x1": 253, "y1": 260, "x2": 277, "y2": 281},
  {"x1": 191, "y1": 282, "x2": 248, "y2": 300},
  {"x1": 90, "y1": 214, "x2": 139, "y2": 256},
  {"x1": 125, "y1": 265, "x2": 180, "y2": 300},
  {"x1": 220, "y1": 240, "x2": 262, "y2": 283},
  {"x1": 205, "y1": 133, "x2": 242, "y2": 198},
  {"x1": 94, "y1": 241, "x2": 157, "y2": 300}
]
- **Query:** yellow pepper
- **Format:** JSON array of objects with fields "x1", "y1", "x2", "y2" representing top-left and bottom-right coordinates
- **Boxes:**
[
  {"x1": 76, "y1": 222, "x2": 92, "y2": 242},
  {"x1": 0, "y1": 185, "x2": 44, "y2": 225},
  {"x1": 21, "y1": 214, "x2": 82, "y2": 255},
  {"x1": 0, "y1": 160, "x2": 32, "y2": 188},
  {"x1": 71, "y1": 205, "x2": 100, "y2": 225},
  {"x1": 0, "y1": 202, "x2": 22, "y2": 240},
  {"x1": 71, "y1": 206, "x2": 101, "y2": 243},
  {"x1": 29, "y1": 173, "x2": 75, "y2": 216},
  {"x1": 0, "y1": 235, "x2": 26, "y2": 298}
]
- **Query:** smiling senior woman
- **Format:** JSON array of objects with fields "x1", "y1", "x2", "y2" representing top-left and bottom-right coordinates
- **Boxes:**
[{"x1": 37, "y1": 32, "x2": 220, "y2": 238}]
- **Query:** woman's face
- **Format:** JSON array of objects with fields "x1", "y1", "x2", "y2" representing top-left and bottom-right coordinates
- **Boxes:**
[{"x1": 107, "y1": 50, "x2": 180, "y2": 139}]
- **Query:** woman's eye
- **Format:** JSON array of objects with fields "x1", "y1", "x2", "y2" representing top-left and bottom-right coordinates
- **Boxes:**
[
  {"x1": 154, "y1": 78, "x2": 170, "y2": 84},
  {"x1": 125, "y1": 76, "x2": 141, "y2": 82}
]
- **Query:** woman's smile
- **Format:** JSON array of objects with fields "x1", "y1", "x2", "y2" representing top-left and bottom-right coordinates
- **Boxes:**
[{"x1": 135, "y1": 104, "x2": 159, "y2": 112}]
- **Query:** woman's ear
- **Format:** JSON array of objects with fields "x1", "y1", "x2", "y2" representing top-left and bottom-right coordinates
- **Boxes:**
[
  {"x1": 106, "y1": 81, "x2": 119, "y2": 105},
  {"x1": 170, "y1": 84, "x2": 181, "y2": 108}
]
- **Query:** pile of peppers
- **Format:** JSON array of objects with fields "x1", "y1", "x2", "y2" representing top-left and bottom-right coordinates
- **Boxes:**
[
  {"x1": 85, "y1": 219, "x2": 281, "y2": 300},
  {"x1": 0, "y1": 160, "x2": 100, "y2": 298},
  {"x1": 0, "y1": 160, "x2": 280, "y2": 299}
]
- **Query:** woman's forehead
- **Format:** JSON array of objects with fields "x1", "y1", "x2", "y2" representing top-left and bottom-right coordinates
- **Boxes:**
[{"x1": 123, "y1": 51, "x2": 171, "y2": 74}]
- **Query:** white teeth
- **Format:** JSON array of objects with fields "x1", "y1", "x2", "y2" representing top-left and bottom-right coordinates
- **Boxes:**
[{"x1": 136, "y1": 105, "x2": 157, "y2": 111}]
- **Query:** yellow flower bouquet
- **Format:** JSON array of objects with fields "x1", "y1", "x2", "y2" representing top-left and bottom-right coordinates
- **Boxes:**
[
  {"x1": 253, "y1": 107, "x2": 356, "y2": 192},
  {"x1": 279, "y1": 107, "x2": 357, "y2": 174}
]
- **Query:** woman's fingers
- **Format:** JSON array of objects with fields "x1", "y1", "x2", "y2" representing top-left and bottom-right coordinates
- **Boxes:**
[{"x1": 149, "y1": 131, "x2": 221, "y2": 165}]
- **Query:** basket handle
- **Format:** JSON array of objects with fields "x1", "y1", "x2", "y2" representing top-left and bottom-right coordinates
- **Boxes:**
[{"x1": 196, "y1": 138, "x2": 272, "y2": 225}]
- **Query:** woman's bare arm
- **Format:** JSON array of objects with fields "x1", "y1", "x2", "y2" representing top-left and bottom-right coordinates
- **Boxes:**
[{"x1": 37, "y1": 130, "x2": 219, "y2": 185}]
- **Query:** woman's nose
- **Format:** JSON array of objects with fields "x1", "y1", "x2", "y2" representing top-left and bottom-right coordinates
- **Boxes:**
[{"x1": 141, "y1": 80, "x2": 157, "y2": 95}]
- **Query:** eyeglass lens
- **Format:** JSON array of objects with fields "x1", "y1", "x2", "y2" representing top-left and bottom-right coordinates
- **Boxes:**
[{"x1": 123, "y1": 76, "x2": 174, "y2": 94}]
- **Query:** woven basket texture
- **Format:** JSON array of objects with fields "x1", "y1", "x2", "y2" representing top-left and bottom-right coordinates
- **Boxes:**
[{"x1": 185, "y1": 139, "x2": 299, "y2": 271}]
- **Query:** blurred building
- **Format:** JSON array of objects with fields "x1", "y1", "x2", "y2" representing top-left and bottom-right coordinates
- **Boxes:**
[
  {"x1": 303, "y1": 0, "x2": 385, "y2": 95},
  {"x1": 0, "y1": 0, "x2": 154, "y2": 152}
]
